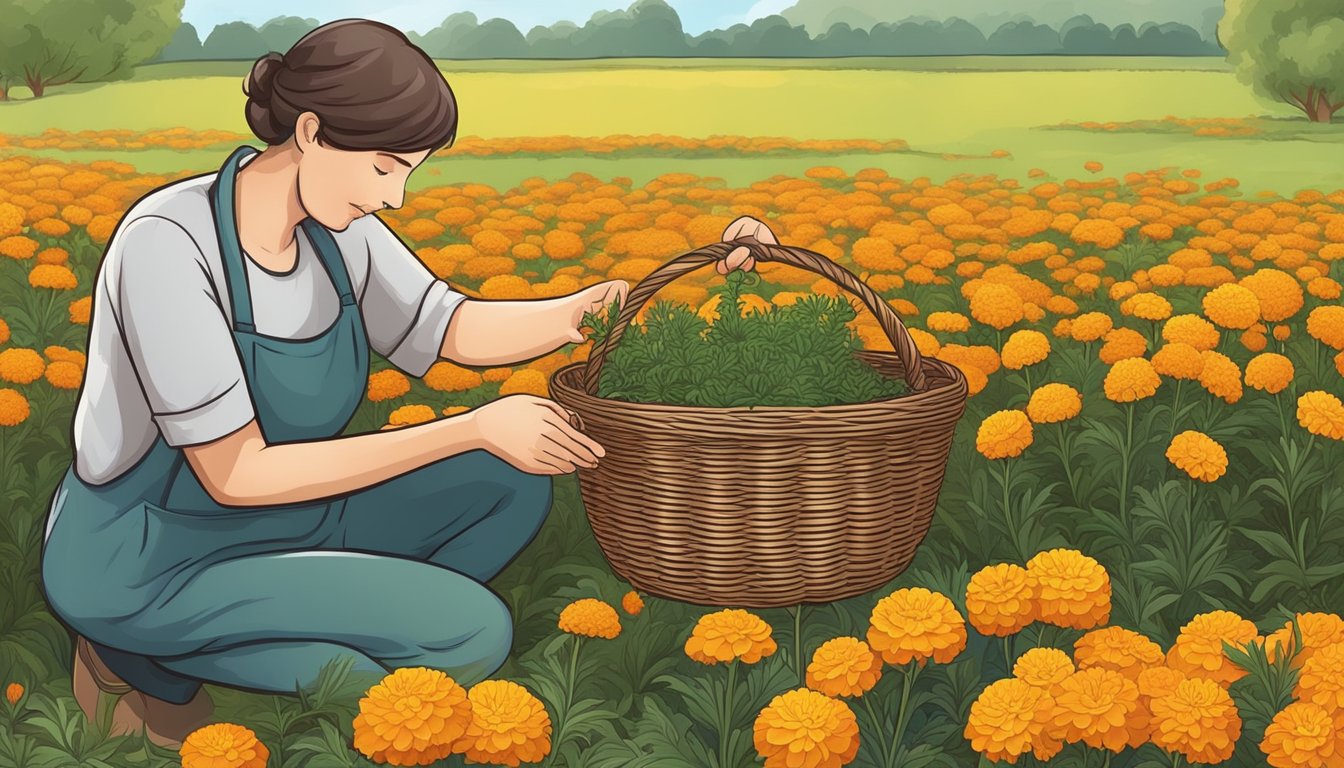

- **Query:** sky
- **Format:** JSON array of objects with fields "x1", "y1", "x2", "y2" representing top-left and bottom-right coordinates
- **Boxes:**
[{"x1": 179, "y1": 0, "x2": 795, "y2": 36}]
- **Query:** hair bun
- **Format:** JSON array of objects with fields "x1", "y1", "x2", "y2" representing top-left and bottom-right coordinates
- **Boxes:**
[{"x1": 246, "y1": 52, "x2": 285, "y2": 105}]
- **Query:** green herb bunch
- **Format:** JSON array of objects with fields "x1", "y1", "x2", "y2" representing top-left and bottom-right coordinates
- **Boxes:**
[{"x1": 578, "y1": 271, "x2": 908, "y2": 407}]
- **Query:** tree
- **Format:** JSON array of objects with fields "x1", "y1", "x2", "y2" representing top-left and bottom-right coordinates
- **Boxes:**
[
  {"x1": 1220, "y1": 0, "x2": 1344, "y2": 122},
  {"x1": 201, "y1": 21, "x2": 269, "y2": 60},
  {"x1": 0, "y1": 0, "x2": 181, "y2": 97},
  {"x1": 258, "y1": 16, "x2": 319, "y2": 53},
  {"x1": 154, "y1": 21, "x2": 202, "y2": 61}
]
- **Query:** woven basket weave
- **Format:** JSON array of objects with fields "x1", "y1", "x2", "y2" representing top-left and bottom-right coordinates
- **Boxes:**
[{"x1": 548, "y1": 234, "x2": 969, "y2": 608}]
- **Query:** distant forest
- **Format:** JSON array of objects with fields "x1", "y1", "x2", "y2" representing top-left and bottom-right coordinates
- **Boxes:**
[{"x1": 156, "y1": 0, "x2": 1224, "y2": 61}]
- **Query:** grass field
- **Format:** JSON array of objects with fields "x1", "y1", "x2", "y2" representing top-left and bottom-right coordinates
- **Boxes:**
[{"x1": 1, "y1": 57, "x2": 1344, "y2": 768}]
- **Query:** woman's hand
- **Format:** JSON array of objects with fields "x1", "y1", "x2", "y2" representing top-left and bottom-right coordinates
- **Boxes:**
[
  {"x1": 562, "y1": 279, "x2": 629, "y2": 344},
  {"x1": 468, "y1": 394, "x2": 604, "y2": 475},
  {"x1": 718, "y1": 215, "x2": 779, "y2": 275}
]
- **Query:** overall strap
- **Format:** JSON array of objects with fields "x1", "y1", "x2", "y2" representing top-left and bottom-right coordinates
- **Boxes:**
[
  {"x1": 210, "y1": 146, "x2": 261, "y2": 333},
  {"x1": 300, "y1": 218, "x2": 358, "y2": 308}
]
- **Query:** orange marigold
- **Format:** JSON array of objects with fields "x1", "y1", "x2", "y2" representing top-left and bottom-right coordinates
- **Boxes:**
[
  {"x1": 1166, "y1": 610, "x2": 1258, "y2": 686},
  {"x1": 621, "y1": 590, "x2": 644, "y2": 616},
  {"x1": 1244, "y1": 352, "x2": 1294, "y2": 394},
  {"x1": 1047, "y1": 668, "x2": 1146, "y2": 752},
  {"x1": 685, "y1": 609, "x2": 777, "y2": 664},
  {"x1": 1001, "y1": 330, "x2": 1050, "y2": 370},
  {"x1": 1121, "y1": 292, "x2": 1172, "y2": 322},
  {"x1": 964, "y1": 678, "x2": 1055, "y2": 765},
  {"x1": 69, "y1": 296, "x2": 92, "y2": 325},
  {"x1": 867, "y1": 587, "x2": 967, "y2": 666},
  {"x1": 753, "y1": 688, "x2": 860, "y2": 768},
  {"x1": 1240, "y1": 268, "x2": 1304, "y2": 322},
  {"x1": 367, "y1": 369, "x2": 411, "y2": 402},
  {"x1": 0, "y1": 389, "x2": 31, "y2": 427},
  {"x1": 0, "y1": 348, "x2": 45, "y2": 385},
  {"x1": 1026, "y1": 549, "x2": 1111, "y2": 630},
  {"x1": 1162, "y1": 314, "x2": 1220, "y2": 351},
  {"x1": 1166, "y1": 431, "x2": 1228, "y2": 482},
  {"x1": 969, "y1": 282, "x2": 1024, "y2": 330},
  {"x1": 558, "y1": 598, "x2": 621, "y2": 639},
  {"x1": 1103, "y1": 357, "x2": 1161, "y2": 403},
  {"x1": 1069, "y1": 312, "x2": 1113, "y2": 343},
  {"x1": 1013, "y1": 648, "x2": 1075, "y2": 692},
  {"x1": 805, "y1": 637, "x2": 882, "y2": 698},
  {"x1": 1198, "y1": 351, "x2": 1243, "y2": 405},
  {"x1": 926, "y1": 311, "x2": 971, "y2": 333},
  {"x1": 1260, "y1": 701, "x2": 1344, "y2": 768},
  {"x1": 1306, "y1": 306, "x2": 1344, "y2": 350},
  {"x1": 452, "y1": 679, "x2": 552, "y2": 767},
  {"x1": 1152, "y1": 343, "x2": 1205, "y2": 380},
  {"x1": 353, "y1": 667, "x2": 473, "y2": 766},
  {"x1": 1026, "y1": 383, "x2": 1082, "y2": 424},
  {"x1": 975, "y1": 410, "x2": 1034, "y2": 459},
  {"x1": 179, "y1": 723, "x2": 269, "y2": 768},
  {"x1": 1202, "y1": 283, "x2": 1261, "y2": 330},
  {"x1": 1099, "y1": 327, "x2": 1148, "y2": 364},
  {"x1": 1074, "y1": 626, "x2": 1164, "y2": 680},
  {"x1": 1293, "y1": 641, "x2": 1344, "y2": 711},
  {"x1": 1149, "y1": 678, "x2": 1241, "y2": 764},
  {"x1": 1297, "y1": 390, "x2": 1344, "y2": 440},
  {"x1": 965, "y1": 563, "x2": 1036, "y2": 637},
  {"x1": 43, "y1": 360, "x2": 83, "y2": 390},
  {"x1": 1265, "y1": 613, "x2": 1344, "y2": 667}
]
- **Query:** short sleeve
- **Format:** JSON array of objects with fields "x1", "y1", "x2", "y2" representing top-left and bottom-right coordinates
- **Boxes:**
[
  {"x1": 357, "y1": 215, "x2": 468, "y2": 378},
  {"x1": 113, "y1": 216, "x2": 255, "y2": 447}
]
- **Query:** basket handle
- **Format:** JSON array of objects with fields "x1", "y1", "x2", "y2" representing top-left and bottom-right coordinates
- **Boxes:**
[{"x1": 580, "y1": 234, "x2": 929, "y2": 395}]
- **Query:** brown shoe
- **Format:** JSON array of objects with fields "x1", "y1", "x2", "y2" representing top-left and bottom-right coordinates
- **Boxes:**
[
  {"x1": 113, "y1": 687, "x2": 216, "y2": 749},
  {"x1": 73, "y1": 636, "x2": 134, "y2": 733}
]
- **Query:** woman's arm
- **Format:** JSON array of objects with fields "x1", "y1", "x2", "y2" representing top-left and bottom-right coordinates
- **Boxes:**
[
  {"x1": 183, "y1": 413, "x2": 487, "y2": 507},
  {"x1": 439, "y1": 296, "x2": 582, "y2": 368}
]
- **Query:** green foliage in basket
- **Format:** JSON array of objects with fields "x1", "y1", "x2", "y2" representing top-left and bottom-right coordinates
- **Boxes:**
[{"x1": 578, "y1": 271, "x2": 908, "y2": 408}]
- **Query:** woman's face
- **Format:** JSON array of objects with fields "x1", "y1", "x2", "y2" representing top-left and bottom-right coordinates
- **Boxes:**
[{"x1": 294, "y1": 113, "x2": 432, "y2": 230}]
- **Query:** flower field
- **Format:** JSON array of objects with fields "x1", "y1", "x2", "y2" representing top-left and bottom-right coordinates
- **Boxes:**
[{"x1": 1, "y1": 144, "x2": 1344, "y2": 768}]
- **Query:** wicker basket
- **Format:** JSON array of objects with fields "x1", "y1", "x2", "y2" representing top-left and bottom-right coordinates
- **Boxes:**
[{"x1": 548, "y1": 234, "x2": 969, "y2": 608}]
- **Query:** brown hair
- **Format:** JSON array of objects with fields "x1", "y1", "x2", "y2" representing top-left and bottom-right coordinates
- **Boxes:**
[{"x1": 243, "y1": 19, "x2": 457, "y2": 153}]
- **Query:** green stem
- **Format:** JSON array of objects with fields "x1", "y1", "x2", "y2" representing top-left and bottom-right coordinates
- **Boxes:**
[
  {"x1": 548, "y1": 635, "x2": 581, "y2": 764},
  {"x1": 1120, "y1": 404, "x2": 1134, "y2": 530},
  {"x1": 721, "y1": 660, "x2": 738, "y2": 768},
  {"x1": 1167, "y1": 379, "x2": 1184, "y2": 445},
  {"x1": 1035, "y1": 623, "x2": 1046, "y2": 650},
  {"x1": 1023, "y1": 366, "x2": 1033, "y2": 400},
  {"x1": 793, "y1": 604, "x2": 805, "y2": 688},
  {"x1": 860, "y1": 694, "x2": 890, "y2": 768},
  {"x1": 886, "y1": 664, "x2": 919, "y2": 768},
  {"x1": 1002, "y1": 636, "x2": 1014, "y2": 674},
  {"x1": 1001, "y1": 458, "x2": 1021, "y2": 561},
  {"x1": 1171, "y1": 751, "x2": 1183, "y2": 768}
]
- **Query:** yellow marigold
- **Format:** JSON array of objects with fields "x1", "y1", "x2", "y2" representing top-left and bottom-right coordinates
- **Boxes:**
[
  {"x1": 866, "y1": 587, "x2": 967, "y2": 666},
  {"x1": 1261, "y1": 702, "x2": 1344, "y2": 768},
  {"x1": 621, "y1": 590, "x2": 644, "y2": 616},
  {"x1": 1166, "y1": 610, "x2": 1258, "y2": 686},
  {"x1": 975, "y1": 410, "x2": 1034, "y2": 459},
  {"x1": 1070, "y1": 219, "x2": 1126, "y2": 250},
  {"x1": 1013, "y1": 648, "x2": 1075, "y2": 692},
  {"x1": 558, "y1": 598, "x2": 621, "y2": 639},
  {"x1": 1266, "y1": 613, "x2": 1344, "y2": 666},
  {"x1": 1098, "y1": 327, "x2": 1148, "y2": 364},
  {"x1": 965, "y1": 563, "x2": 1036, "y2": 637},
  {"x1": 1244, "y1": 352, "x2": 1294, "y2": 394},
  {"x1": 970, "y1": 282, "x2": 1024, "y2": 330},
  {"x1": 1163, "y1": 314, "x2": 1220, "y2": 351},
  {"x1": 179, "y1": 723, "x2": 269, "y2": 768},
  {"x1": 1048, "y1": 668, "x2": 1146, "y2": 752},
  {"x1": 1074, "y1": 627, "x2": 1164, "y2": 680},
  {"x1": 452, "y1": 679, "x2": 552, "y2": 767},
  {"x1": 28, "y1": 263, "x2": 77, "y2": 290},
  {"x1": 1001, "y1": 330, "x2": 1050, "y2": 370},
  {"x1": 0, "y1": 203, "x2": 22, "y2": 237},
  {"x1": 1297, "y1": 391, "x2": 1344, "y2": 440},
  {"x1": 926, "y1": 311, "x2": 971, "y2": 333},
  {"x1": 1136, "y1": 665, "x2": 1187, "y2": 700},
  {"x1": 1026, "y1": 383, "x2": 1082, "y2": 424},
  {"x1": 424, "y1": 362, "x2": 483, "y2": 392},
  {"x1": 69, "y1": 296, "x2": 92, "y2": 325},
  {"x1": 1103, "y1": 357, "x2": 1161, "y2": 403},
  {"x1": 353, "y1": 667, "x2": 472, "y2": 766},
  {"x1": 1202, "y1": 283, "x2": 1261, "y2": 330},
  {"x1": 1240, "y1": 268, "x2": 1304, "y2": 322},
  {"x1": 1121, "y1": 292, "x2": 1172, "y2": 322},
  {"x1": 1026, "y1": 549, "x2": 1111, "y2": 630},
  {"x1": 1069, "y1": 312, "x2": 1113, "y2": 343},
  {"x1": 0, "y1": 348, "x2": 45, "y2": 385},
  {"x1": 1308, "y1": 276, "x2": 1343, "y2": 300},
  {"x1": 1151, "y1": 343, "x2": 1205, "y2": 380},
  {"x1": 805, "y1": 637, "x2": 882, "y2": 698},
  {"x1": 497, "y1": 371, "x2": 548, "y2": 400},
  {"x1": 1149, "y1": 678, "x2": 1241, "y2": 764},
  {"x1": 753, "y1": 688, "x2": 860, "y2": 768},
  {"x1": 1294, "y1": 641, "x2": 1344, "y2": 711},
  {"x1": 43, "y1": 360, "x2": 83, "y2": 390},
  {"x1": 1166, "y1": 431, "x2": 1228, "y2": 482},
  {"x1": 0, "y1": 389, "x2": 30, "y2": 427},
  {"x1": 964, "y1": 678, "x2": 1055, "y2": 765},
  {"x1": 367, "y1": 369, "x2": 411, "y2": 402},
  {"x1": 1198, "y1": 351, "x2": 1243, "y2": 405},
  {"x1": 0, "y1": 318, "x2": 7, "y2": 345},
  {"x1": 1306, "y1": 306, "x2": 1344, "y2": 350},
  {"x1": 0, "y1": 236, "x2": 39, "y2": 260},
  {"x1": 685, "y1": 609, "x2": 777, "y2": 665}
]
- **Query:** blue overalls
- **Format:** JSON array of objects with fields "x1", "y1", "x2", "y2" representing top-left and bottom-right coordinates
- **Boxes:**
[{"x1": 40, "y1": 145, "x2": 553, "y2": 704}]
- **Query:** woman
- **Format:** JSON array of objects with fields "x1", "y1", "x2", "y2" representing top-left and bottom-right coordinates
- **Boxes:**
[{"x1": 39, "y1": 18, "x2": 777, "y2": 748}]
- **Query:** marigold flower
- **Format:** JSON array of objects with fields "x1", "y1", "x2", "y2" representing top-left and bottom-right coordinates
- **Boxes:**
[
  {"x1": 28, "y1": 263, "x2": 77, "y2": 290},
  {"x1": 1069, "y1": 312, "x2": 1114, "y2": 343},
  {"x1": 805, "y1": 637, "x2": 882, "y2": 698},
  {"x1": 1240, "y1": 268, "x2": 1304, "y2": 322},
  {"x1": 753, "y1": 688, "x2": 860, "y2": 768},
  {"x1": 1166, "y1": 431, "x2": 1228, "y2": 482},
  {"x1": 1026, "y1": 383, "x2": 1082, "y2": 424},
  {"x1": 1162, "y1": 314, "x2": 1220, "y2": 351},
  {"x1": 69, "y1": 296, "x2": 92, "y2": 325},
  {"x1": 970, "y1": 282, "x2": 1024, "y2": 330},
  {"x1": 1136, "y1": 665, "x2": 1187, "y2": 700},
  {"x1": 0, "y1": 235, "x2": 38, "y2": 260},
  {"x1": 621, "y1": 590, "x2": 643, "y2": 616},
  {"x1": 453, "y1": 679, "x2": 552, "y2": 767},
  {"x1": 558, "y1": 598, "x2": 621, "y2": 639},
  {"x1": 926, "y1": 311, "x2": 971, "y2": 333},
  {"x1": 964, "y1": 678, "x2": 1054, "y2": 764},
  {"x1": 1098, "y1": 327, "x2": 1148, "y2": 364},
  {"x1": 180, "y1": 723, "x2": 269, "y2": 768},
  {"x1": 43, "y1": 360, "x2": 83, "y2": 390},
  {"x1": 975, "y1": 410, "x2": 1034, "y2": 459},
  {"x1": 0, "y1": 389, "x2": 30, "y2": 427},
  {"x1": 1001, "y1": 330, "x2": 1050, "y2": 370},
  {"x1": 1149, "y1": 678, "x2": 1241, "y2": 764},
  {"x1": 1048, "y1": 668, "x2": 1146, "y2": 752},
  {"x1": 424, "y1": 362, "x2": 483, "y2": 392},
  {"x1": 1306, "y1": 306, "x2": 1344, "y2": 349},
  {"x1": 368, "y1": 369, "x2": 411, "y2": 402},
  {"x1": 4, "y1": 683, "x2": 21, "y2": 704},
  {"x1": 867, "y1": 587, "x2": 967, "y2": 666},
  {"x1": 353, "y1": 667, "x2": 473, "y2": 766},
  {"x1": 1103, "y1": 357, "x2": 1161, "y2": 403},
  {"x1": 1198, "y1": 350, "x2": 1243, "y2": 405},
  {"x1": 1261, "y1": 701, "x2": 1344, "y2": 768},
  {"x1": 1074, "y1": 627, "x2": 1164, "y2": 680},
  {"x1": 0, "y1": 348, "x2": 45, "y2": 385},
  {"x1": 686, "y1": 609, "x2": 777, "y2": 664},
  {"x1": 1121, "y1": 292, "x2": 1172, "y2": 322},
  {"x1": 966, "y1": 563, "x2": 1036, "y2": 637},
  {"x1": 1026, "y1": 549, "x2": 1111, "y2": 630},
  {"x1": 1297, "y1": 391, "x2": 1344, "y2": 440},
  {"x1": 1151, "y1": 343, "x2": 1204, "y2": 380},
  {"x1": 1266, "y1": 613, "x2": 1344, "y2": 666},
  {"x1": 1202, "y1": 283, "x2": 1262, "y2": 330},
  {"x1": 1244, "y1": 352, "x2": 1294, "y2": 394},
  {"x1": 1013, "y1": 648, "x2": 1075, "y2": 692},
  {"x1": 1166, "y1": 610, "x2": 1258, "y2": 686},
  {"x1": 1293, "y1": 641, "x2": 1344, "y2": 711}
]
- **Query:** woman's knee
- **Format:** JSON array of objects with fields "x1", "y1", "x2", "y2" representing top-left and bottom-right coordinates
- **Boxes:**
[{"x1": 388, "y1": 586, "x2": 514, "y2": 685}]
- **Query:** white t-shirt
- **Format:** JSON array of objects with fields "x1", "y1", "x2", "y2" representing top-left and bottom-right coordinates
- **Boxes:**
[{"x1": 72, "y1": 155, "x2": 468, "y2": 486}]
